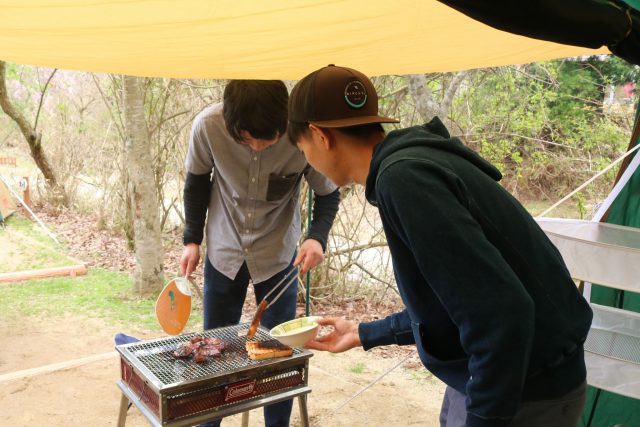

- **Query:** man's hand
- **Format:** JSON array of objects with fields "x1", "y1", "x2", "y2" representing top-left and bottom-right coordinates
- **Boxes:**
[
  {"x1": 180, "y1": 243, "x2": 201, "y2": 277},
  {"x1": 294, "y1": 239, "x2": 324, "y2": 275},
  {"x1": 304, "y1": 317, "x2": 361, "y2": 353}
]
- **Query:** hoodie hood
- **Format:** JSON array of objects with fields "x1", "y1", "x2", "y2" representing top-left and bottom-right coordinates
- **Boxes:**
[{"x1": 365, "y1": 117, "x2": 502, "y2": 204}]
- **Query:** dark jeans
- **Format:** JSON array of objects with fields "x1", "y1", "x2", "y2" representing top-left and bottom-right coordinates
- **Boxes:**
[
  {"x1": 200, "y1": 256, "x2": 298, "y2": 427},
  {"x1": 440, "y1": 380, "x2": 587, "y2": 427}
]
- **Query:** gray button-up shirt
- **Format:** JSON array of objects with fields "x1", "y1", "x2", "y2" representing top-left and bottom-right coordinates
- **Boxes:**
[{"x1": 185, "y1": 103, "x2": 337, "y2": 283}]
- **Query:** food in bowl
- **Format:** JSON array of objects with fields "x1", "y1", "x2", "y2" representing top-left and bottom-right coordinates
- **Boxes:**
[{"x1": 270, "y1": 316, "x2": 321, "y2": 348}]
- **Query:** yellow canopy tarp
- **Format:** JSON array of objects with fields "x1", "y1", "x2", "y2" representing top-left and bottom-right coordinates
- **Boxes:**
[{"x1": 0, "y1": 0, "x2": 608, "y2": 79}]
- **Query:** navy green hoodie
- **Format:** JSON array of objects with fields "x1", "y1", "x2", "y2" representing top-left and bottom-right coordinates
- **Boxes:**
[{"x1": 359, "y1": 117, "x2": 592, "y2": 427}]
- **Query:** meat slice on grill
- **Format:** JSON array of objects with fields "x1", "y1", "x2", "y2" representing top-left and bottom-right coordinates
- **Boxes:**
[
  {"x1": 173, "y1": 335, "x2": 228, "y2": 362},
  {"x1": 173, "y1": 342, "x2": 196, "y2": 358},
  {"x1": 193, "y1": 350, "x2": 208, "y2": 363},
  {"x1": 198, "y1": 346, "x2": 222, "y2": 357},
  {"x1": 204, "y1": 337, "x2": 227, "y2": 350},
  {"x1": 194, "y1": 345, "x2": 222, "y2": 362}
]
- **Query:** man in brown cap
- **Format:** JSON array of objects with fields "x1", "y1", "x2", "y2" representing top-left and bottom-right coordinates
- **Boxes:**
[{"x1": 288, "y1": 65, "x2": 592, "y2": 427}]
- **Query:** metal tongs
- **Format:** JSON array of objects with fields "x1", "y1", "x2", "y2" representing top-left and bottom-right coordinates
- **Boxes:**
[{"x1": 246, "y1": 265, "x2": 299, "y2": 338}]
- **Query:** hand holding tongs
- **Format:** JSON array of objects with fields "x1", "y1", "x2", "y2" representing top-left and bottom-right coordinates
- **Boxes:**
[{"x1": 246, "y1": 265, "x2": 299, "y2": 338}]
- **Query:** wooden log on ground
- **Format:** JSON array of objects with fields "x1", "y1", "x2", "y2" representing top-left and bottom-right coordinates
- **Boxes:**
[
  {"x1": 0, "y1": 350, "x2": 117, "y2": 384},
  {"x1": 0, "y1": 264, "x2": 88, "y2": 283}
]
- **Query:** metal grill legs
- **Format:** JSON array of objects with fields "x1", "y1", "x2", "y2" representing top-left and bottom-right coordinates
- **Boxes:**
[
  {"x1": 238, "y1": 396, "x2": 309, "y2": 427},
  {"x1": 117, "y1": 394, "x2": 128, "y2": 427},
  {"x1": 298, "y1": 394, "x2": 309, "y2": 427},
  {"x1": 116, "y1": 393, "x2": 310, "y2": 426}
]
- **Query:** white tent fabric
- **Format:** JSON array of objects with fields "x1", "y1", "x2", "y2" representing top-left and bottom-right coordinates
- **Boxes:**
[
  {"x1": 535, "y1": 218, "x2": 640, "y2": 293},
  {"x1": 585, "y1": 304, "x2": 640, "y2": 399},
  {"x1": 0, "y1": 0, "x2": 608, "y2": 79},
  {"x1": 535, "y1": 218, "x2": 640, "y2": 400}
]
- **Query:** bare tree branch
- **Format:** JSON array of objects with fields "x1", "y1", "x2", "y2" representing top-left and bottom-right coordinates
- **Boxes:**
[
  {"x1": 91, "y1": 73, "x2": 126, "y2": 142},
  {"x1": 149, "y1": 109, "x2": 190, "y2": 136},
  {"x1": 353, "y1": 262, "x2": 399, "y2": 296},
  {"x1": 0, "y1": 61, "x2": 62, "y2": 199},
  {"x1": 34, "y1": 68, "x2": 58, "y2": 132},
  {"x1": 439, "y1": 71, "x2": 468, "y2": 118},
  {"x1": 330, "y1": 241, "x2": 388, "y2": 257}
]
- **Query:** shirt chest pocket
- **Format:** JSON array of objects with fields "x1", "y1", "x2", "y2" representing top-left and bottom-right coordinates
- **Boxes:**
[{"x1": 266, "y1": 172, "x2": 300, "y2": 201}]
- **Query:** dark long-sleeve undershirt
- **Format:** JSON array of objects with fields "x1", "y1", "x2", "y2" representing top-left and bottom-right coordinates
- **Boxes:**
[
  {"x1": 307, "y1": 188, "x2": 340, "y2": 251},
  {"x1": 182, "y1": 172, "x2": 212, "y2": 245}
]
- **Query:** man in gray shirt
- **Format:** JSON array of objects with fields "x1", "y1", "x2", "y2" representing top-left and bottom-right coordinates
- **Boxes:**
[{"x1": 180, "y1": 80, "x2": 339, "y2": 427}]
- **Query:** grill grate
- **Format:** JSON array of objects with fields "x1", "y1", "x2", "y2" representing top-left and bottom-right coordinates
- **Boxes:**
[{"x1": 122, "y1": 323, "x2": 305, "y2": 386}]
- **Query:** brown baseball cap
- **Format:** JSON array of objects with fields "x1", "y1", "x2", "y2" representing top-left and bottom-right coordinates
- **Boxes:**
[{"x1": 289, "y1": 64, "x2": 399, "y2": 128}]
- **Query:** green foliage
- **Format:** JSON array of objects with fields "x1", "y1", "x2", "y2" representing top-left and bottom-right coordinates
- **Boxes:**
[
  {"x1": 451, "y1": 56, "x2": 637, "y2": 202},
  {"x1": 573, "y1": 192, "x2": 588, "y2": 220},
  {"x1": 478, "y1": 138, "x2": 513, "y2": 173},
  {"x1": 590, "y1": 55, "x2": 640, "y2": 86},
  {"x1": 547, "y1": 60, "x2": 601, "y2": 133}
]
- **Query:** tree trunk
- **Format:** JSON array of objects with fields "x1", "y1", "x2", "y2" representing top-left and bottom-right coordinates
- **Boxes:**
[
  {"x1": 123, "y1": 75, "x2": 164, "y2": 295},
  {"x1": 407, "y1": 74, "x2": 439, "y2": 122},
  {"x1": 407, "y1": 71, "x2": 468, "y2": 123},
  {"x1": 0, "y1": 61, "x2": 67, "y2": 205}
]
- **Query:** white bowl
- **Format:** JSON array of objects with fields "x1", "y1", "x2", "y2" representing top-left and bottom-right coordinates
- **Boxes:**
[{"x1": 270, "y1": 316, "x2": 321, "y2": 348}]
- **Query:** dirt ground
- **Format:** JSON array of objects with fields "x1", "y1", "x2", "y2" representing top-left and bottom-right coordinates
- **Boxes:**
[{"x1": 0, "y1": 313, "x2": 445, "y2": 427}]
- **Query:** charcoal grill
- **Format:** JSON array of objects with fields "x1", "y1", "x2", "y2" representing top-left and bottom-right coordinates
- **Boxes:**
[{"x1": 116, "y1": 323, "x2": 312, "y2": 426}]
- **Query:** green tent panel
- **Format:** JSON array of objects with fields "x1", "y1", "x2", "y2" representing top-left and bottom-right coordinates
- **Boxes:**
[
  {"x1": 581, "y1": 388, "x2": 640, "y2": 426},
  {"x1": 623, "y1": 0, "x2": 640, "y2": 10}
]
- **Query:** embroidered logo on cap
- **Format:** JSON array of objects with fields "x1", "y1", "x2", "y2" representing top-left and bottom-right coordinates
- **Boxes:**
[{"x1": 344, "y1": 80, "x2": 367, "y2": 109}]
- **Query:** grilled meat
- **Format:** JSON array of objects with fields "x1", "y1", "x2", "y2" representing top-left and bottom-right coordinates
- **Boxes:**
[
  {"x1": 196, "y1": 345, "x2": 221, "y2": 358},
  {"x1": 173, "y1": 335, "x2": 228, "y2": 362},
  {"x1": 173, "y1": 343, "x2": 196, "y2": 358},
  {"x1": 203, "y1": 337, "x2": 227, "y2": 349},
  {"x1": 193, "y1": 351, "x2": 208, "y2": 363}
]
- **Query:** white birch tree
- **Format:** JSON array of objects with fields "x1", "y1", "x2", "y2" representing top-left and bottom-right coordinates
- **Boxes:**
[{"x1": 123, "y1": 75, "x2": 164, "y2": 294}]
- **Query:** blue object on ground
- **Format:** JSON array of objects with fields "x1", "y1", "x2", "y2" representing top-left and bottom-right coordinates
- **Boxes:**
[{"x1": 114, "y1": 333, "x2": 140, "y2": 346}]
